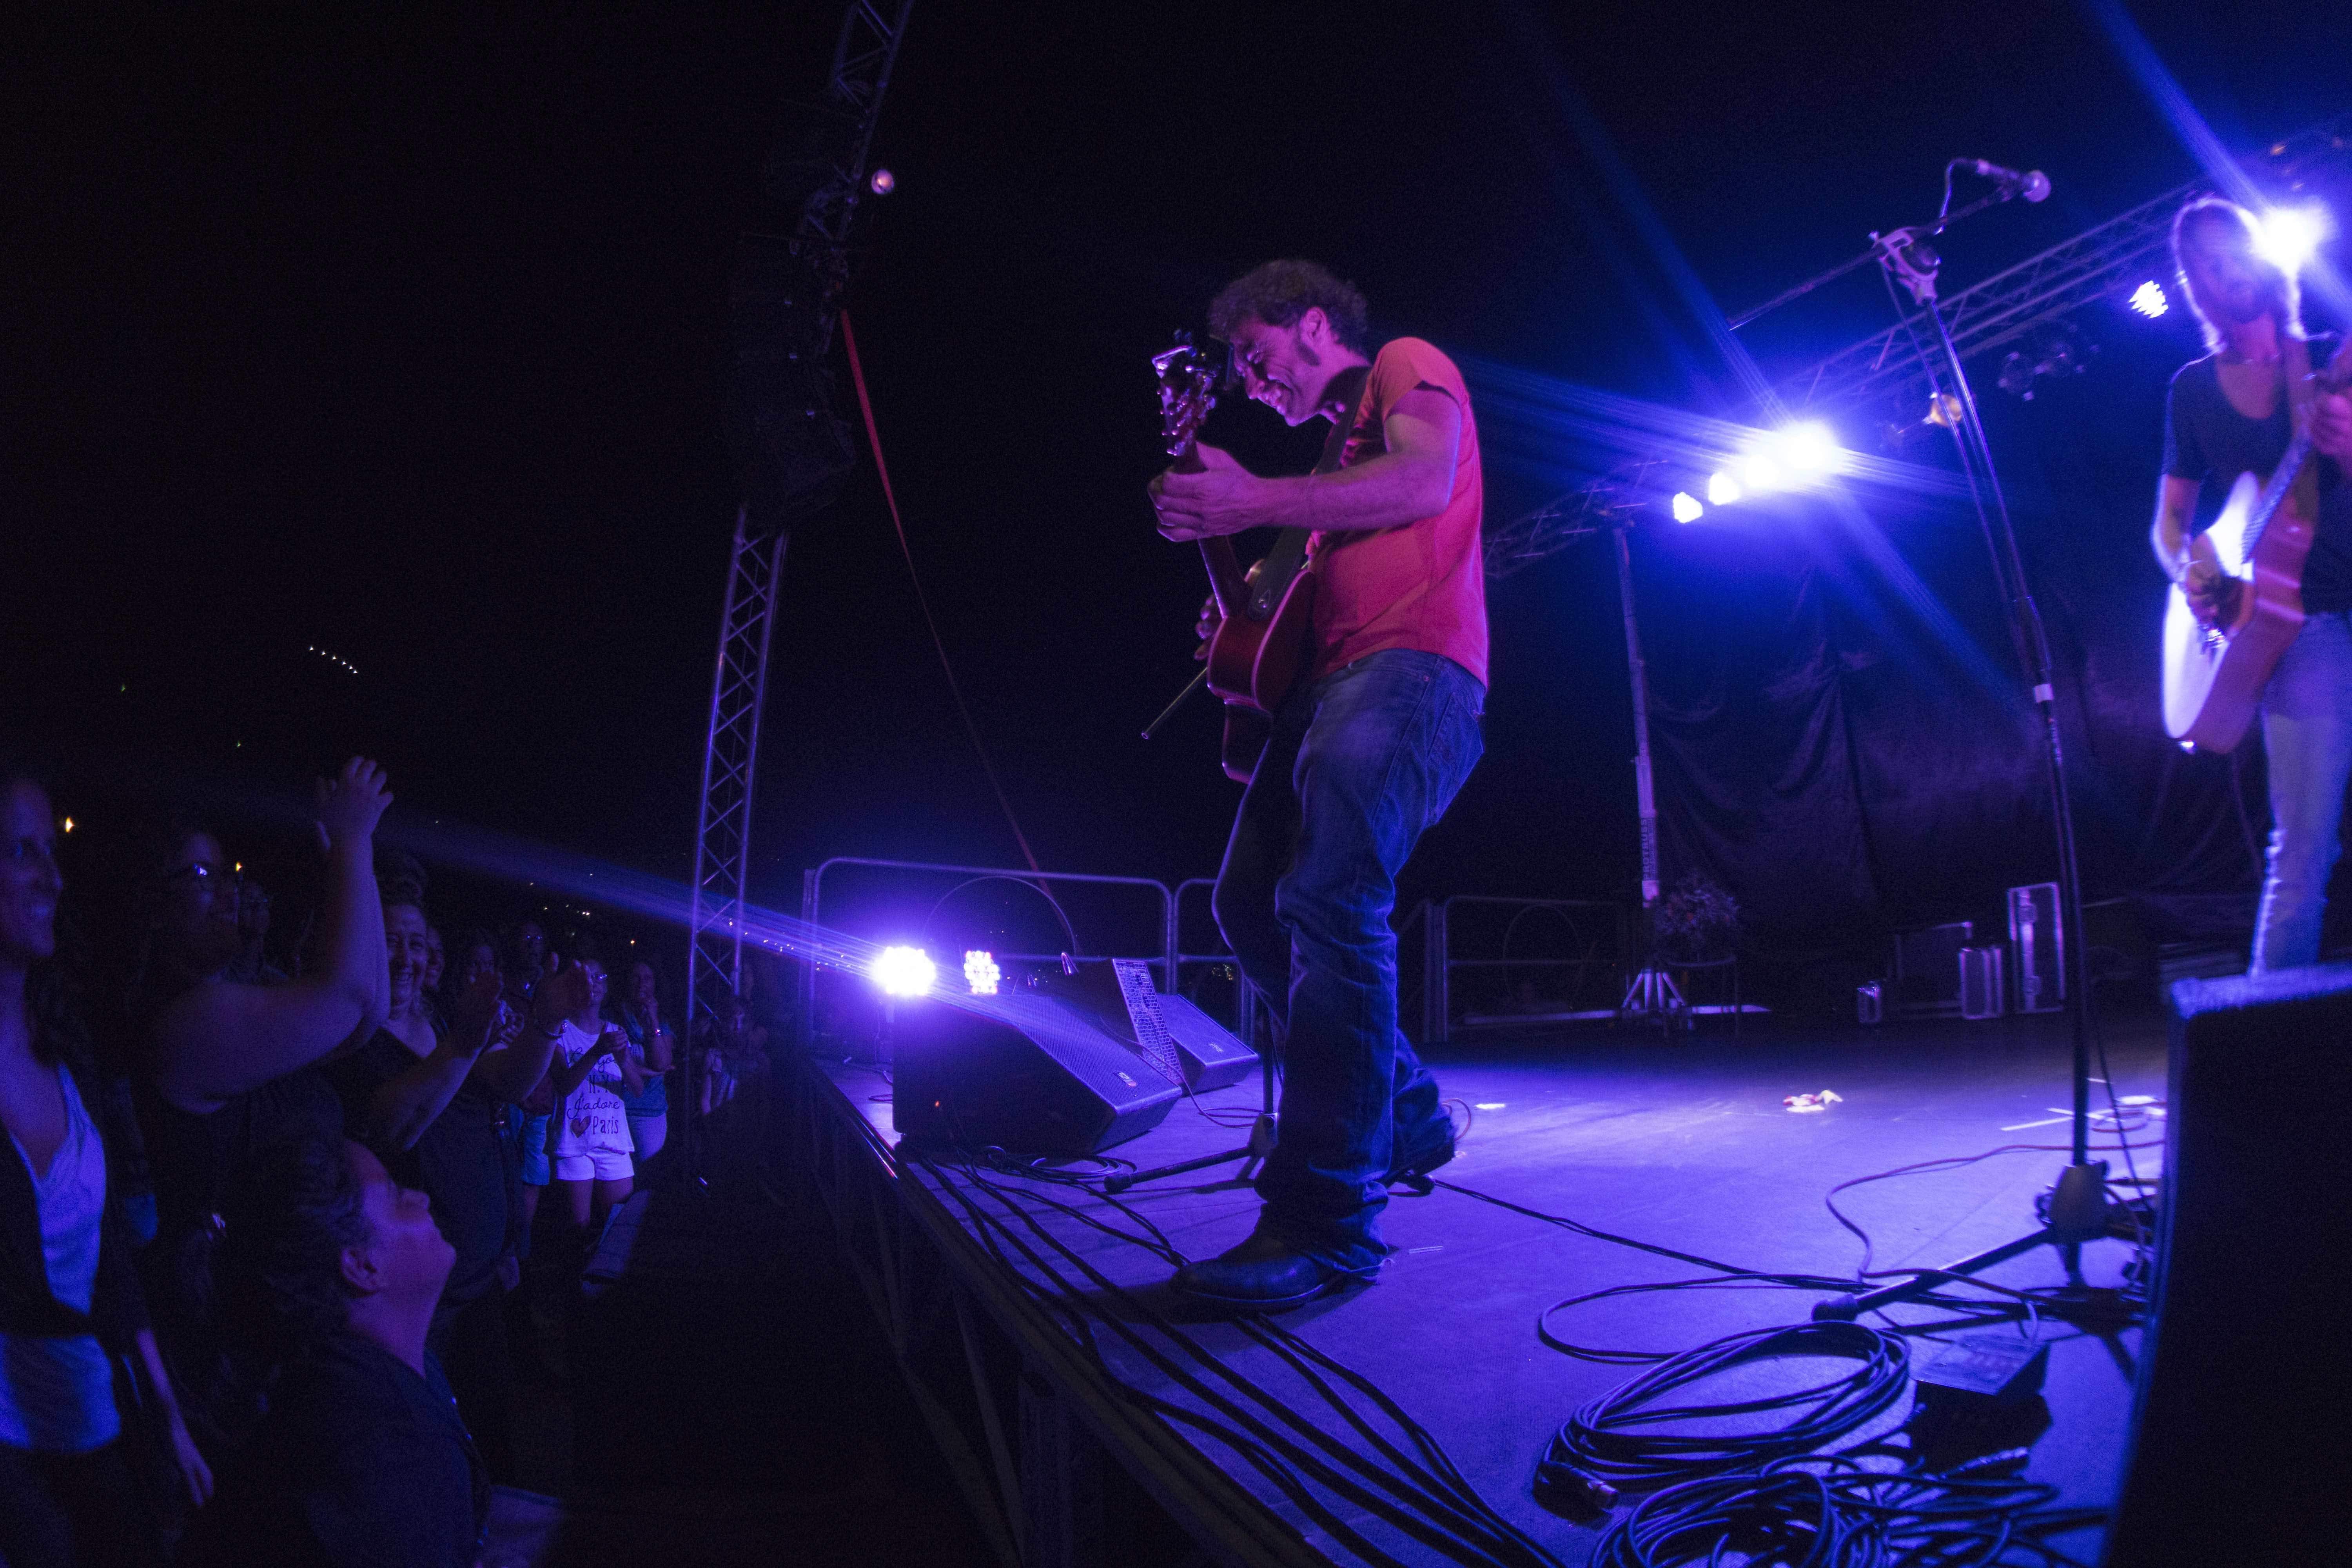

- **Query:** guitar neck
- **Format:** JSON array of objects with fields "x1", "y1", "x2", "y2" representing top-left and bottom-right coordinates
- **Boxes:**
[
  {"x1": 2243, "y1": 430, "x2": 2316, "y2": 558},
  {"x1": 2246, "y1": 334, "x2": 2352, "y2": 556}
]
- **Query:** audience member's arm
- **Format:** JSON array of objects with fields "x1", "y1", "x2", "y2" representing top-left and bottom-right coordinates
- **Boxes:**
[
  {"x1": 359, "y1": 972, "x2": 503, "y2": 1152},
  {"x1": 612, "y1": 1035, "x2": 647, "y2": 1098},
  {"x1": 472, "y1": 965, "x2": 587, "y2": 1105},
  {"x1": 640, "y1": 1014, "x2": 675, "y2": 1074},
  {"x1": 149, "y1": 759, "x2": 394, "y2": 1116},
  {"x1": 545, "y1": 1027, "x2": 621, "y2": 1098}
]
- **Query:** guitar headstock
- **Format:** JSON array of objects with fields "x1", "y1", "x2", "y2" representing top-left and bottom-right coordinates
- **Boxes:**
[{"x1": 1152, "y1": 331, "x2": 1230, "y2": 458}]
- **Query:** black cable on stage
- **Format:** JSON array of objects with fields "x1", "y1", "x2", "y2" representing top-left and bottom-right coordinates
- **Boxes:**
[
  {"x1": 932, "y1": 1166, "x2": 1524, "y2": 1568},
  {"x1": 936, "y1": 1158, "x2": 1560, "y2": 1568},
  {"x1": 1534, "y1": 1322, "x2": 1909, "y2": 1508},
  {"x1": 1588, "y1": 1454, "x2": 2103, "y2": 1568},
  {"x1": 914, "y1": 1152, "x2": 1566, "y2": 1568}
]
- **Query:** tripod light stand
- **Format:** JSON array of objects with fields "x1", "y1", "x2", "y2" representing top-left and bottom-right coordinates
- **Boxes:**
[{"x1": 1607, "y1": 515, "x2": 1691, "y2": 1031}]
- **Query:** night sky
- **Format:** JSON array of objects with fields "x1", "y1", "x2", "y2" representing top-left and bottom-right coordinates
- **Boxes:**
[{"x1": 11, "y1": 4, "x2": 2347, "y2": 978}]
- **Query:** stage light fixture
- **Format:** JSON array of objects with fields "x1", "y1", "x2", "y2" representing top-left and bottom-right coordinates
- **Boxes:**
[
  {"x1": 1670, "y1": 491, "x2": 1704, "y2": 523},
  {"x1": 1778, "y1": 421, "x2": 1841, "y2": 474},
  {"x1": 869, "y1": 167, "x2": 896, "y2": 196},
  {"x1": 1741, "y1": 452, "x2": 1784, "y2": 492},
  {"x1": 962, "y1": 949, "x2": 1001, "y2": 996},
  {"x1": 2253, "y1": 205, "x2": 2331, "y2": 273},
  {"x1": 870, "y1": 945, "x2": 937, "y2": 997},
  {"x1": 1706, "y1": 471, "x2": 1743, "y2": 507},
  {"x1": 2128, "y1": 280, "x2": 2169, "y2": 318}
]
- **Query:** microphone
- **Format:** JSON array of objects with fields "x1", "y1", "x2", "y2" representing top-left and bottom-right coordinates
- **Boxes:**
[{"x1": 1958, "y1": 158, "x2": 2051, "y2": 203}]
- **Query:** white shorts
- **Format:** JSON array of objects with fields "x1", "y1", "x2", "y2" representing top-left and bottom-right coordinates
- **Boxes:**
[{"x1": 552, "y1": 1147, "x2": 634, "y2": 1183}]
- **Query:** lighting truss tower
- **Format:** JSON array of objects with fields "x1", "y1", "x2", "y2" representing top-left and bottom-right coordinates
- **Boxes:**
[
  {"x1": 688, "y1": 510, "x2": 790, "y2": 1048},
  {"x1": 1777, "y1": 117, "x2": 2350, "y2": 421},
  {"x1": 687, "y1": 0, "x2": 913, "y2": 1129}
]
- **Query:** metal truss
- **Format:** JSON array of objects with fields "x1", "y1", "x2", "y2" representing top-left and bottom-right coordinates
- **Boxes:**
[
  {"x1": 688, "y1": 509, "x2": 788, "y2": 1034},
  {"x1": 798, "y1": 0, "x2": 916, "y2": 258},
  {"x1": 686, "y1": 3, "x2": 914, "y2": 1155},
  {"x1": 1779, "y1": 116, "x2": 2352, "y2": 421}
]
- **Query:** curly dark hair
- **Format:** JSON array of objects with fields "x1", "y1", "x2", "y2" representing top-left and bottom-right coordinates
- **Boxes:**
[
  {"x1": 1209, "y1": 259, "x2": 1371, "y2": 353},
  {"x1": 211, "y1": 1134, "x2": 373, "y2": 1358}
]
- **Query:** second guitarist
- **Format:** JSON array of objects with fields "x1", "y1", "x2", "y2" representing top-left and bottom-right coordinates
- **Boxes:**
[
  {"x1": 2153, "y1": 197, "x2": 2352, "y2": 971},
  {"x1": 1148, "y1": 259, "x2": 1486, "y2": 1311}
]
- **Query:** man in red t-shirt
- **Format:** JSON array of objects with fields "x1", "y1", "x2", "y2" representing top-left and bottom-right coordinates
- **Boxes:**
[{"x1": 1150, "y1": 260, "x2": 1487, "y2": 1310}]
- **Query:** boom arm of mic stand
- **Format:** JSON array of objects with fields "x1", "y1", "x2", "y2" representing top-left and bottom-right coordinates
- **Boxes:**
[{"x1": 1728, "y1": 189, "x2": 2017, "y2": 331}]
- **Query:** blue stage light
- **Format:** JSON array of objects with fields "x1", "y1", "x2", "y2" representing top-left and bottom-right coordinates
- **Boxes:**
[
  {"x1": 1706, "y1": 471, "x2": 1743, "y2": 507},
  {"x1": 870, "y1": 945, "x2": 937, "y2": 997},
  {"x1": 2253, "y1": 205, "x2": 2330, "y2": 273},
  {"x1": 1778, "y1": 421, "x2": 1841, "y2": 474},
  {"x1": 962, "y1": 950, "x2": 1001, "y2": 996},
  {"x1": 2127, "y1": 280, "x2": 2169, "y2": 318},
  {"x1": 1670, "y1": 491, "x2": 1704, "y2": 524}
]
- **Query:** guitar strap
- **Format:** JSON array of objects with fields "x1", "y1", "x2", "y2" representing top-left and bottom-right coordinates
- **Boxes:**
[{"x1": 2283, "y1": 335, "x2": 2322, "y2": 524}]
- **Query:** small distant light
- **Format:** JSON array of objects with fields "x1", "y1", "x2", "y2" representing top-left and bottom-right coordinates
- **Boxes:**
[
  {"x1": 60, "y1": 817, "x2": 74, "y2": 833},
  {"x1": 1706, "y1": 471, "x2": 1743, "y2": 507},
  {"x1": 233, "y1": 862, "x2": 242, "y2": 874},
  {"x1": 1669, "y1": 491, "x2": 1704, "y2": 524},
  {"x1": 871, "y1": 945, "x2": 937, "y2": 997},
  {"x1": 1474, "y1": 1102, "x2": 1506, "y2": 1110},
  {"x1": 2127, "y1": 280, "x2": 2169, "y2": 318},
  {"x1": 2253, "y1": 205, "x2": 2331, "y2": 272},
  {"x1": 963, "y1": 950, "x2": 1002, "y2": 996},
  {"x1": 869, "y1": 168, "x2": 895, "y2": 196}
]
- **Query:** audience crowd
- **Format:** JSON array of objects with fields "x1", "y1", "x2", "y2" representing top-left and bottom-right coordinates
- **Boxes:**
[{"x1": 0, "y1": 753, "x2": 768, "y2": 1566}]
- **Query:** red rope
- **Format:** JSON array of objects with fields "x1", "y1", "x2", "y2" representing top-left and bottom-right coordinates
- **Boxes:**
[{"x1": 838, "y1": 310, "x2": 1043, "y2": 874}]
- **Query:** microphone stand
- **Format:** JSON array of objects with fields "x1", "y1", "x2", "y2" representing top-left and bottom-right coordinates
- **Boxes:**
[{"x1": 1740, "y1": 182, "x2": 2116, "y2": 1321}]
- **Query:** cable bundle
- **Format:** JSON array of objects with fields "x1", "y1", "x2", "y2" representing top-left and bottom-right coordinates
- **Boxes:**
[
  {"x1": 1588, "y1": 1455, "x2": 2103, "y2": 1568},
  {"x1": 1537, "y1": 1322, "x2": 1910, "y2": 1506}
]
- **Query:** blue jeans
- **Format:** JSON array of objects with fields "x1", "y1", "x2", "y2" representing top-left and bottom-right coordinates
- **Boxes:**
[
  {"x1": 2253, "y1": 610, "x2": 2352, "y2": 971},
  {"x1": 1212, "y1": 649, "x2": 1486, "y2": 1276}
]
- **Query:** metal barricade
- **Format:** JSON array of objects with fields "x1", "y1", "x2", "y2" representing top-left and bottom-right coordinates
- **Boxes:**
[
  {"x1": 1172, "y1": 876, "x2": 1260, "y2": 1043},
  {"x1": 1407, "y1": 895, "x2": 1630, "y2": 1043}
]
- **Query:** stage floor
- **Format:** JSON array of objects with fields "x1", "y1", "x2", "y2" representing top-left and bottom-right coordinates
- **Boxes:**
[{"x1": 816, "y1": 1007, "x2": 2164, "y2": 1566}]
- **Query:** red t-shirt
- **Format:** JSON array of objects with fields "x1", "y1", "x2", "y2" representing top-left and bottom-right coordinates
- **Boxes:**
[{"x1": 1306, "y1": 337, "x2": 1487, "y2": 686}]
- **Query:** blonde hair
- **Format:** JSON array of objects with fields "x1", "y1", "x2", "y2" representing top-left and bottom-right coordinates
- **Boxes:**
[{"x1": 2171, "y1": 197, "x2": 2301, "y2": 354}]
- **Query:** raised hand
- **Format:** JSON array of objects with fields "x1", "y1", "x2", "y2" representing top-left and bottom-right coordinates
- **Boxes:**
[
  {"x1": 450, "y1": 967, "x2": 505, "y2": 1049},
  {"x1": 314, "y1": 757, "x2": 393, "y2": 852}
]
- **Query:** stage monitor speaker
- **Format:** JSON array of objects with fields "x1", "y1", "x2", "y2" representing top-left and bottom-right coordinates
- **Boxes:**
[
  {"x1": 1036, "y1": 960, "x2": 1259, "y2": 1093},
  {"x1": 891, "y1": 991, "x2": 1181, "y2": 1157},
  {"x1": 1154, "y1": 992, "x2": 1258, "y2": 1092},
  {"x1": 2102, "y1": 964, "x2": 2352, "y2": 1568}
]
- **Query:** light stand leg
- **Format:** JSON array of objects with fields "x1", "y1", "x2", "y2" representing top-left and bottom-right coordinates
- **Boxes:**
[{"x1": 1607, "y1": 522, "x2": 1690, "y2": 1035}]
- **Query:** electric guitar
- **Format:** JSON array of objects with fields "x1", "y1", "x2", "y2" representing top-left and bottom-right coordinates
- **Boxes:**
[
  {"x1": 2161, "y1": 336, "x2": 2352, "y2": 753},
  {"x1": 1153, "y1": 333, "x2": 1320, "y2": 783}
]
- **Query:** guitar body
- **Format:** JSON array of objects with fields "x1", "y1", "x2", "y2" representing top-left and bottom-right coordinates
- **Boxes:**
[
  {"x1": 2162, "y1": 470, "x2": 2314, "y2": 752},
  {"x1": 1200, "y1": 536, "x2": 1318, "y2": 782},
  {"x1": 1153, "y1": 335, "x2": 1359, "y2": 782}
]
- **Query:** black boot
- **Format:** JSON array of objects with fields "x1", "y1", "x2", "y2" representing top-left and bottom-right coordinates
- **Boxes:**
[{"x1": 1170, "y1": 1223, "x2": 1356, "y2": 1312}]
